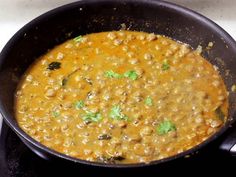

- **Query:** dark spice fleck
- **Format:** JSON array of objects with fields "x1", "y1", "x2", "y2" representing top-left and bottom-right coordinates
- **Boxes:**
[
  {"x1": 98, "y1": 134, "x2": 112, "y2": 140},
  {"x1": 47, "y1": 62, "x2": 61, "y2": 70}
]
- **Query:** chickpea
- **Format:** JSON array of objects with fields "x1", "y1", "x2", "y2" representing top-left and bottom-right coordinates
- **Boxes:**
[
  {"x1": 65, "y1": 43, "x2": 73, "y2": 49},
  {"x1": 63, "y1": 101, "x2": 72, "y2": 109},
  {"x1": 127, "y1": 34, "x2": 136, "y2": 41},
  {"x1": 144, "y1": 146, "x2": 155, "y2": 156},
  {"x1": 144, "y1": 53, "x2": 153, "y2": 60},
  {"x1": 18, "y1": 105, "x2": 28, "y2": 113},
  {"x1": 207, "y1": 127, "x2": 215, "y2": 135},
  {"x1": 81, "y1": 37, "x2": 88, "y2": 43},
  {"x1": 195, "y1": 116, "x2": 204, "y2": 124},
  {"x1": 129, "y1": 58, "x2": 139, "y2": 65},
  {"x1": 43, "y1": 133, "x2": 52, "y2": 141},
  {"x1": 146, "y1": 33, "x2": 157, "y2": 41},
  {"x1": 61, "y1": 124, "x2": 69, "y2": 132},
  {"x1": 155, "y1": 45, "x2": 160, "y2": 51},
  {"x1": 126, "y1": 134, "x2": 141, "y2": 142},
  {"x1": 81, "y1": 65, "x2": 90, "y2": 71},
  {"x1": 107, "y1": 32, "x2": 117, "y2": 40},
  {"x1": 135, "y1": 67, "x2": 144, "y2": 76},
  {"x1": 170, "y1": 43, "x2": 179, "y2": 51},
  {"x1": 45, "y1": 89, "x2": 56, "y2": 97},
  {"x1": 83, "y1": 149, "x2": 92, "y2": 155},
  {"x1": 127, "y1": 51, "x2": 135, "y2": 58},
  {"x1": 122, "y1": 46, "x2": 129, "y2": 52},
  {"x1": 212, "y1": 80, "x2": 220, "y2": 87},
  {"x1": 110, "y1": 137, "x2": 122, "y2": 146},
  {"x1": 117, "y1": 121, "x2": 127, "y2": 128},
  {"x1": 210, "y1": 119, "x2": 222, "y2": 128},
  {"x1": 26, "y1": 75, "x2": 33, "y2": 82},
  {"x1": 140, "y1": 126, "x2": 153, "y2": 136},
  {"x1": 138, "y1": 35, "x2": 146, "y2": 40},
  {"x1": 218, "y1": 95, "x2": 225, "y2": 101},
  {"x1": 114, "y1": 39, "x2": 123, "y2": 46},
  {"x1": 82, "y1": 138, "x2": 89, "y2": 144},
  {"x1": 63, "y1": 138, "x2": 74, "y2": 147},
  {"x1": 41, "y1": 59, "x2": 48, "y2": 65},
  {"x1": 56, "y1": 52, "x2": 64, "y2": 60},
  {"x1": 115, "y1": 88, "x2": 125, "y2": 96}
]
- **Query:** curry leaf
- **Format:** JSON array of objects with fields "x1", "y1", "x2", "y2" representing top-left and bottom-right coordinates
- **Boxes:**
[
  {"x1": 47, "y1": 62, "x2": 61, "y2": 70},
  {"x1": 62, "y1": 78, "x2": 68, "y2": 86},
  {"x1": 61, "y1": 69, "x2": 79, "y2": 87},
  {"x1": 215, "y1": 107, "x2": 225, "y2": 121}
]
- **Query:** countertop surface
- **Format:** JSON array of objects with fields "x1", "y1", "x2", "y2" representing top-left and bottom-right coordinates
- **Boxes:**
[{"x1": 0, "y1": 0, "x2": 236, "y2": 128}]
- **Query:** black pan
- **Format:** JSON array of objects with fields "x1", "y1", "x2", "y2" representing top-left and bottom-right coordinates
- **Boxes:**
[{"x1": 0, "y1": 0, "x2": 236, "y2": 168}]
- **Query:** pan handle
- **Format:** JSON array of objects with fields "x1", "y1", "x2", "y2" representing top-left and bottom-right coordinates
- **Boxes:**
[{"x1": 219, "y1": 126, "x2": 236, "y2": 156}]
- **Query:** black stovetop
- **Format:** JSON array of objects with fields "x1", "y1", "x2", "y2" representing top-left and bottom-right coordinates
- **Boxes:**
[{"x1": 0, "y1": 121, "x2": 235, "y2": 177}]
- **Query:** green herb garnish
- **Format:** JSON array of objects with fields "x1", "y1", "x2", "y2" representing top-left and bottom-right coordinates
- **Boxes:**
[
  {"x1": 73, "y1": 35, "x2": 82, "y2": 42},
  {"x1": 104, "y1": 70, "x2": 123, "y2": 79},
  {"x1": 157, "y1": 120, "x2": 176, "y2": 135},
  {"x1": 82, "y1": 111, "x2": 102, "y2": 122},
  {"x1": 215, "y1": 106, "x2": 225, "y2": 121},
  {"x1": 123, "y1": 70, "x2": 138, "y2": 80},
  {"x1": 145, "y1": 96, "x2": 153, "y2": 106},
  {"x1": 109, "y1": 105, "x2": 128, "y2": 120},
  {"x1": 75, "y1": 100, "x2": 85, "y2": 109},
  {"x1": 47, "y1": 62, "x2": 61, "y2": 70},
  {"x1": 162, "y1": 60, "x2": 170, "y2": 71},
  {"x1": 104, "y1": 70, "x2": 138, "y2": 80},
  {"x1": 52, "y1": 111, "x2": 60, "y2": 118}
]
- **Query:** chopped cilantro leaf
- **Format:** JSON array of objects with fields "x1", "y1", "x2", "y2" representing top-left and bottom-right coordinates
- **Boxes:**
[
  {"x1": 75, "y1": 100, "x2": 85, "y2": 109},
  {"x1": 123, "y1": 70, "x2": 138, "y2": 80},
  {"x1": 104, "y1": 70, "x2": 123, "y2": 79},
  {"x1": 145, "y1": 96, "x2": 153, "y2": 106},
  {"x1": 162, "y1": 60, "x2": 170, "y2": 71},
  {"x1": 104, "y1": 70, "x2": 138, "y2": 80},
  {"x1": 110, "y1": 105, "x2": 128, "y2": 120},
  {"x1": 73, "y1": 35, "x2": 82, "y2": 42},
  {"x1": 82, "y1": 111, "x2": 102, "y2": 122},
  {"x1": 52, "y1": 111, "x2": 60, "y2": 118},
  {"x1": 157, "y1": 120, "x2": 176, "y2": 135}
]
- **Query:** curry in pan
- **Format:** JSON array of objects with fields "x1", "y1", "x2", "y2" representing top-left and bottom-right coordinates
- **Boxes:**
[{"x1": 15, "y1": 31, "x2": 228, "y2": 164}]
